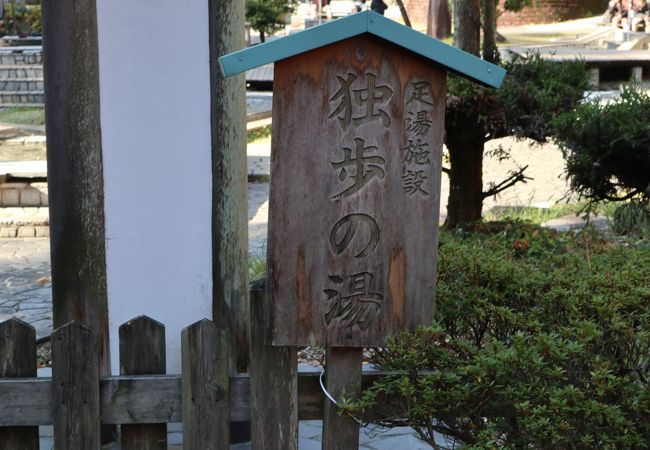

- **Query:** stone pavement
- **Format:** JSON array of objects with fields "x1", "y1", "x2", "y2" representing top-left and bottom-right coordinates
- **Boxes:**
[
  {"x1": 36, "y1": 419, "x2": 437, "y2": 449},
  {"x1": 36, "y1": 421, "x2": 436, "y2": 449},
  {"x1": 0, "y1": 237, "x2": 51, "y2": 340}
]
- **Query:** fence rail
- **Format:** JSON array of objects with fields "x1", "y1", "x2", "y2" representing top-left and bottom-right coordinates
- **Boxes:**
[{"x1": 0, "y1": 285, "x2": 381, "y2": 449}]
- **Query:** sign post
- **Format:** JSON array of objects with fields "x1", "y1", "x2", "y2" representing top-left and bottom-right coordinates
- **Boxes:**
[{"x1": 221, "y1": 11, "x2": 505, "y2": 448}]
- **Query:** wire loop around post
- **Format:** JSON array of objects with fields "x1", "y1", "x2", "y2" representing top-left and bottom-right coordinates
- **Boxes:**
[{"x1": 319, "y1": 369, "x2": 365, "y2": 425}]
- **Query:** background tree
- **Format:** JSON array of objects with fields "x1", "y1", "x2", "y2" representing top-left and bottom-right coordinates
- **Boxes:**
[
  {"x1": 427, "y1": 0, "x2": 451, "y2": 38},
  {"x1": 553, "y1": 83, "x2": 650, "y2": 240},
  {"x1": 245, "y1": 0, "x2": 295, "y2": 43},
  {"x1": 444, "y1": 0, "x2": 585, "y2": 228},
  {"x1": 443, "y1": 54, "x2": 589, "y2": 228},
  {"x1": 482, "y1": 0, "x2": 532, "y2": 62},
  {"x1": 453, "y1": 0, "x2": 481, "y2": 54},
  {"x1": 553, "y1": 83, "x2": 650, "y2": 205}
]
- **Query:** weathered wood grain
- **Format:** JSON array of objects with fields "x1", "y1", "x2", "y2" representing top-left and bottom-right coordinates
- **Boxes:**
[
  {"x1": 0, "y1": 370, "x2": 395, "y2": 426},
  {"x1": 0, "y1": 378, "x2": 52, "y2": 426},
  {"x1": 209, "y1": 0, "x2": 250, "y2": 376},
  {"x1": 181, "y1": 319, "x2": 230, "y2": 449},
  {"x1": 268, "y1": 34, "x2": 446, "y2": 346},
  {"x1": 322, "y1": 347, "x2": 363, "y2": 450},
  {"x1": 119, "y1": 316, "x2": 167, "y2": 449},
  {"x1": 102, "y1": 376, "x2": 182, "y2": 424},
  {"x1": 0, "y1": 318, "x2": 38, "y2": 450},
  {"x1": 250, "y1": 279, "x2": 298, "y2": 449},
  {"x1": 52, "y1": 321, "x2": 101, "y2": 449},
  {"x1": 42, "y1": 0, "x2": 110, "y2": 377}
]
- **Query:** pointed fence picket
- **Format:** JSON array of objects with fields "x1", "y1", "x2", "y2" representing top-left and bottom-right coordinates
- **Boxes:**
[
  {"x1": 0, "y1": 318, "x2": 39, "y2": 450},
  {"x1": 0, "y1": 286, "x2": 386, "y2": 449}
]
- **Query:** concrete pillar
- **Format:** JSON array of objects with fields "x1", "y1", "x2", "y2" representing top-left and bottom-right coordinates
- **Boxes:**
[{"x1": 96, "y1": 0, "x2": 214, "y2": 373}]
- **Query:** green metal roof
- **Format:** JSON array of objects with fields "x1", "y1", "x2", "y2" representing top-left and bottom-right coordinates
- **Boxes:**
[{"x1": 219, "y1": 11, "x2": 505, "y2": 88}]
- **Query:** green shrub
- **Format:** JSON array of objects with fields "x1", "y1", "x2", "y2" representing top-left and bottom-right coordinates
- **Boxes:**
[
  {"x1": 247, "y1": 124, "x2": 271, "y2": 143},
  {"x1": 553, "y1": 83, "x2": 650, "y2": 205},
  {"x1": 443, "y1": 53, "x2": 589, "y2": 227},
  {"x1": 248, "y1": 257, "x2": 266, "y2": 281},
  {"x1": 0, "y1": 106, "x2": 44, "y2": 125},
  {"x1": 345, "y1": 223, "x2": 650, "y2": 449},
  {"x1": 0, "y1": 3, "x2": 41, "y2": 36},
  {"x1": 613, "y1": 202, "x2": 650, "y2": 240}
]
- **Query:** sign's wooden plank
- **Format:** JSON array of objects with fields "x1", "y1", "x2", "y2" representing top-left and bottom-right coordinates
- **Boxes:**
[{"x1": 268, "y1": 34, "x2": 446, "y2": 347}]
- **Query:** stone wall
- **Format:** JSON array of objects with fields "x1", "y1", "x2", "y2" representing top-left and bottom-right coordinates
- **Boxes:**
[
  {"x1": 404, "y1": 0, "x2": 605, "y2": 29},
  {"x1": 498, "y1": 0, "x2": 605, "y2": 26},
  {"x1": 404, "y1": 0, "x2": 429, "y2": 29}
]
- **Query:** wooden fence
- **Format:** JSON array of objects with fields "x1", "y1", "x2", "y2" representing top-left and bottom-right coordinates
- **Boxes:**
[{"x1": 0, "y1": 283, "x2": 382, "y2": 450}]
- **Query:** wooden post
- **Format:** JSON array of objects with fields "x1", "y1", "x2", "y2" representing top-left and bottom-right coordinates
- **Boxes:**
[
  {"x1": 0, "y1": 318, "x2": 38, "y2": 450},
  {"x1": 209, "y1": 0, "x2": 249, "y2": 376},
  {"x1": 181, "y1": 319, "x2": 230, "y2": 449},
  {"x1": 250, "y1": 279, "x2": 298, "y2": 449},
  {"x1": 322, "y1": 347, "x2": 363, "y2": 450},
  {"x1": 42, "y1": 0, "x2": 110, "y2": 376},
  {"x1": 119, "y1": 316, "x2": 167, "y2": 449},
  {"x1": 52, "y1": 321, "x2": 101, "y2": 450}
]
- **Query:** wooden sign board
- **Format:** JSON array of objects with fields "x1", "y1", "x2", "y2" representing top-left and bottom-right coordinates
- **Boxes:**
[{"x1": 268, "y1": 35, "x2": 446, "y2": 347}]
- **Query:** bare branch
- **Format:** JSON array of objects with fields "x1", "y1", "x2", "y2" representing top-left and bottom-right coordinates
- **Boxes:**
[
  {"x1": 482, "y1": 165, "x2": 532, "y2": 199},
  {"x1": 441, "y1": 166, "x2": 451, "y2": 175},
  {"x1": 600, "y1": 190, "x2": 642, "y2": 202}
]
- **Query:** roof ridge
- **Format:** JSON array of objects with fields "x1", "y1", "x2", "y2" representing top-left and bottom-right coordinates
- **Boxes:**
[{"x1": 219, "y1": 11, "x2": 505, "y2": 88}]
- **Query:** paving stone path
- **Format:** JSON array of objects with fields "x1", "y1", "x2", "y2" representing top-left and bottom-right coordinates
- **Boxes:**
[{"x1": 0, "y1": 237, "x2": 51, "y2": 339}]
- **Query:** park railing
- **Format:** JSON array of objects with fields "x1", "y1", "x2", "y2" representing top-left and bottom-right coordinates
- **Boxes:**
[{"x1": 0, "y1": 283, "x2": 382, "y2": 449}]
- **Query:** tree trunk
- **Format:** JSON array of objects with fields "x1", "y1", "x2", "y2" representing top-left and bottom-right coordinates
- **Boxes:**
[
  {"x1": 445, "y1": 0, "x2": 484, "y2": 229},
  {"x1": 482, "y1": 0, "x2": 498, "y2": 63},
  {"x1": 260, "y1": 30, "x2": 266, "y2": 43},
  {"x1": 209, "y1": 0, "x2": 250, "y2": 376},
  {"x1": 395, "y1": 0, "x2": 412, "y2": 27},
  {"x1": 428, "y1": 0, "x2": 451, "y2": 38},
  {"x1": 42, "y1": 0, "x2": 109, "y2": 377},
  {"x1": 444, "y1": 126, "x2": 485, "y2": 228},
  {"x1": 453, "y1": 0, "x2": 481, "y2": 55},
  {"x1": 42, "y1": 0, "x2": 115, "y2": 442}
]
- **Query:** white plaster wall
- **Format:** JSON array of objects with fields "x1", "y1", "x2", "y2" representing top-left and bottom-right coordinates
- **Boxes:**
[{"x1": 96, "y1": 0, "x2": 213, "y2": 374}]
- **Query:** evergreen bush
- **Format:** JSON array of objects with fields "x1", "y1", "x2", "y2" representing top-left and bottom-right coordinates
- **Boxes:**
[{"x1": 345, "y1": 223, "x2": 650, "y2": 449}]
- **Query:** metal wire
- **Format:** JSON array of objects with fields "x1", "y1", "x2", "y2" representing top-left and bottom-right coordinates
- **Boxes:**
[{"x1": 318, "y1": 369, "x2": 365, "y2": 425}]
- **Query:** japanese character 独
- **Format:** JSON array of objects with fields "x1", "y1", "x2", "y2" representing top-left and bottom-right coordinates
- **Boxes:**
[{"x1": 329, "y1": 73, "x2": 394, "y2": 129}]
